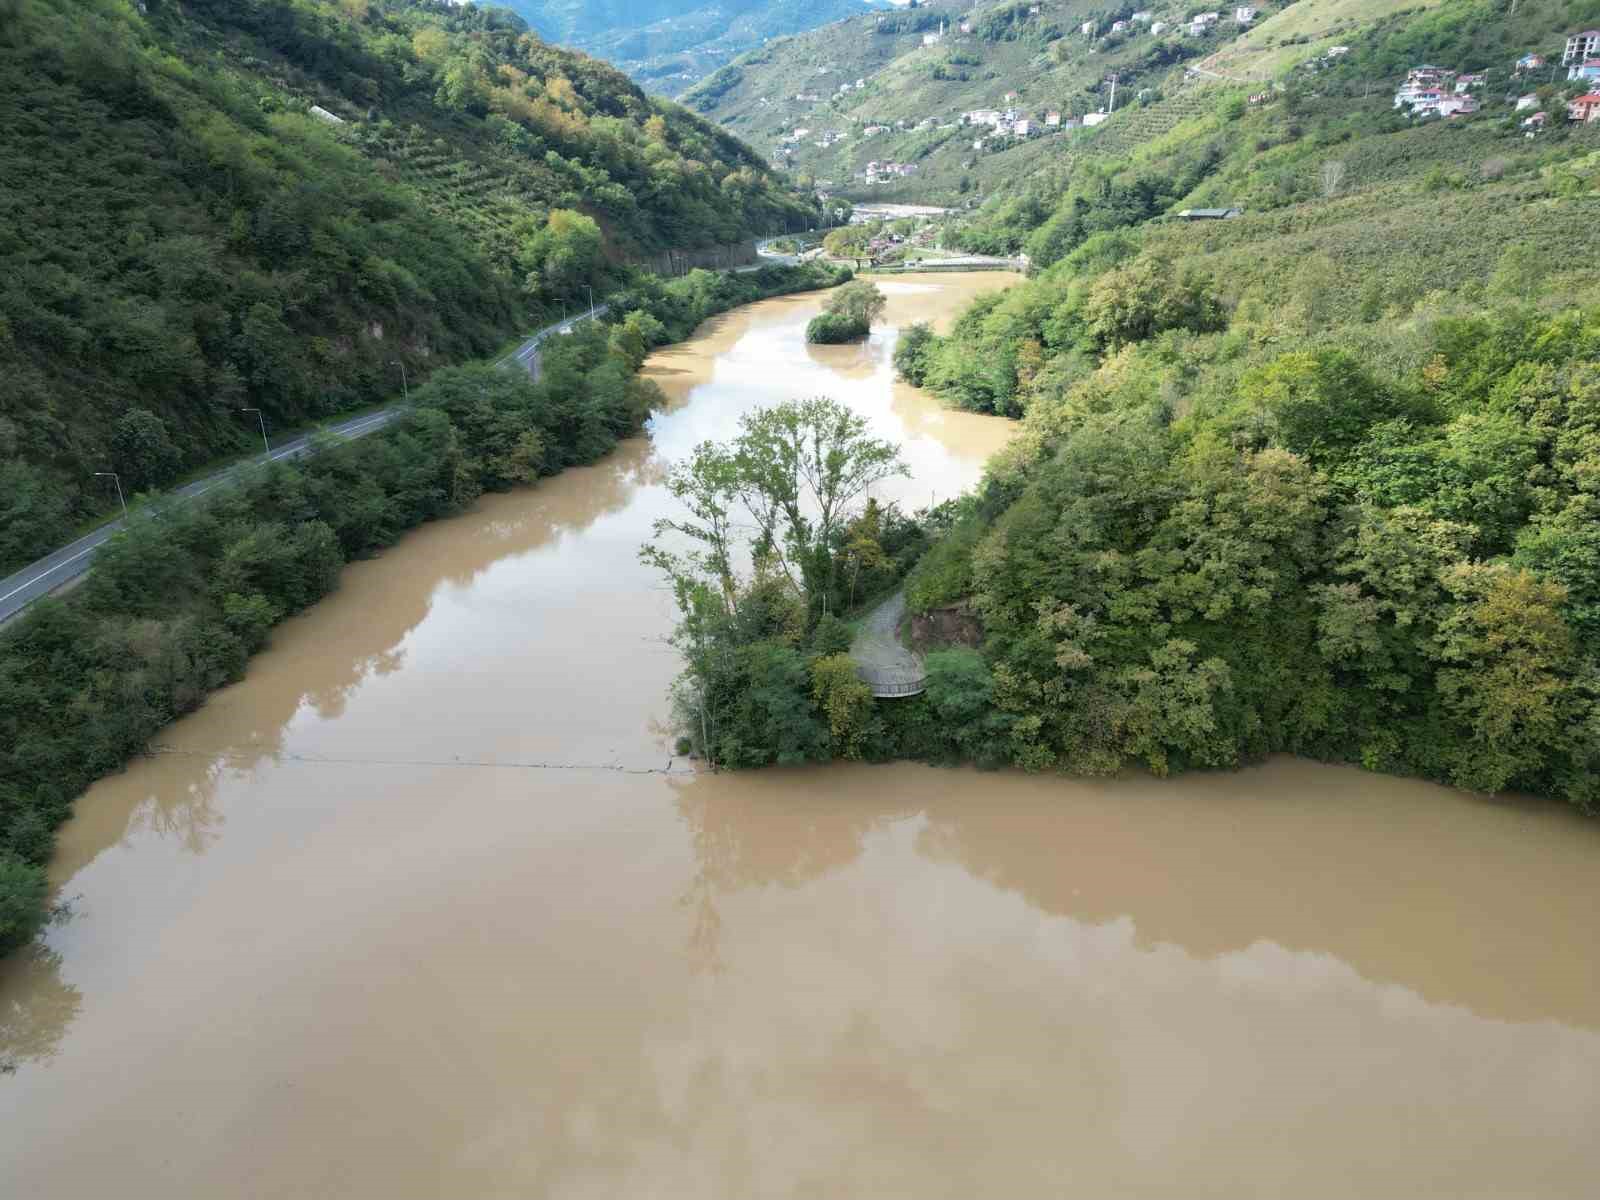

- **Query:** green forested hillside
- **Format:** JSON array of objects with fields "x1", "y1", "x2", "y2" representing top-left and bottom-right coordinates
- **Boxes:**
[
  {"x1": 654, "y1": 0, "x2": 1600, "y2": 811},
  {"x1": 684, "y1": 0, "x2": 1220, "y2": 198},
  {"x1": 507, "y1": 0, "x2": 881, "y2": 95},
  {"x1": 686, "y1": 0, "x2": 1600, "y2": 208},
  {"x1": 956, "y1": 0, "x2": 1600, "y2": 260},
  {"x1": 511, "y1": 0, "x2": 851, "y2": 44},
  {"x1": 0, "y1": 0, "x2": 816, "y2": 573}
]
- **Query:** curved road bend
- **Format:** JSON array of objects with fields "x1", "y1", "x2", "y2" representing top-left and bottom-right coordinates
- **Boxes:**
[
  {"x1": 0, "y1": 309, "x2": 607, "y2": 626},
  {"x1": 849, "y1": 591, "x2": 927, "y2": 698}
]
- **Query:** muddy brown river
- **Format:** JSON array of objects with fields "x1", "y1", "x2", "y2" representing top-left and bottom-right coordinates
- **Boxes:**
[{"x1": 3, "y1": 275, "x2": 1599, "y2": 1197}]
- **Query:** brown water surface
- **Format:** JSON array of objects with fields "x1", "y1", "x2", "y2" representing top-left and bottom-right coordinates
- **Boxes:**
[{"x1": 3, "y1": 274, "x2": 1599, "y2": 1198}]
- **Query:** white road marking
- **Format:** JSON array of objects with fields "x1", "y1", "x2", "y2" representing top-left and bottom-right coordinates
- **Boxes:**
[{"x1": 5, "y1": 306, "x2": 615, "y2": 616}]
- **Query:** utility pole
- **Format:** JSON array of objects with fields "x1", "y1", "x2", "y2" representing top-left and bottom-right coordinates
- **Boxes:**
[
  {"x1": 389, "y1": 360, "x2": 409, "y2": 403},
  {"x1": 242, "y1": 408, "x2": 269, "y2": 457},
  {"x1": 94, "y1": 472, "x2": 128, "y2": 521},
  {"x1": 587, "y1": 284, "x2": 594, "y2": 319},
  {"x1": 1108, "y1": 71, "x2": 1119, "y2": 114}
]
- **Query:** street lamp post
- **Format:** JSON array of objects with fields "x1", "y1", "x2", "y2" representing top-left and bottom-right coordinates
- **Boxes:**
[
  {"x1": 94, "y1": 472, "x2": 128, "y2": 521},
  {"x1": 241, "y1": 407, "x2": 269, "y2": 456},
  {"x1": 390, "y1": 359, "x2": 409, "y2": 403}
]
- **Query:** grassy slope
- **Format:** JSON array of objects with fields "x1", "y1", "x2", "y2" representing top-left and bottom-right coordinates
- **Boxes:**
[{"x1": 1198, "y1": 0, "x2": 1447, "y2": 81}]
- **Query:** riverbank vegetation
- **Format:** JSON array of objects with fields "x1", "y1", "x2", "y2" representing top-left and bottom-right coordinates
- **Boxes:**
[
  {"x1": 674, "y1": 1, "x2": 1600, "y2": 812},
  {"x1": 0, "y1": 260, "x2": 844, "y2": 957},
  {"x1": 892, "y1": 290, "x2": 1600, "y2": 807},
  {"x1": 0, "y1": 0, "x2": 822, "y2": 574},
  {"x1": 644, "y1": 396, "x2": 936, "y2": 767},
  {"x1": 672, "y1": 273, "x2": 1600, "y2": 809},
  {"x1": 878, "y1": 133, "x2": 1600, "y2": 808}
]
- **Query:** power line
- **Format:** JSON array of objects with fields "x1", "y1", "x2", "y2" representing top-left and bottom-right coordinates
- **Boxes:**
[{"x1": 151, "y1": 746, "x2": 698, "y2": 776}]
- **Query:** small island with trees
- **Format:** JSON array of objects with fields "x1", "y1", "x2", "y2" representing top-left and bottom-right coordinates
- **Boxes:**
[{"x1": 805, "y1": 280, "x2": 889, "y2": 344}]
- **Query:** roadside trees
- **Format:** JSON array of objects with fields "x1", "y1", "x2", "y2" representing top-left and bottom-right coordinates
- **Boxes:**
[
  {"x1": 517, "y1": 209, "x2": 603, "y2": 303},
  {"x1": 111, "y1": 408, "x2": 181, "y2": 492},
  {"x1": 0, "y1": 463, "x2": 73, "y2": 576}
]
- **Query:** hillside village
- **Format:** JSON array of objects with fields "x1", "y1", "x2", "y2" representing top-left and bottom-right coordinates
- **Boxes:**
[
  {"x1": 733, "y1": 1, "x2": 1283, "y2": 194},
  {"x1": 685, "y1": 1, "x2": 1600, "y2": 206},
  {"x1": 1392, "y1": 29, "x2": 1600, "y2": 129}
]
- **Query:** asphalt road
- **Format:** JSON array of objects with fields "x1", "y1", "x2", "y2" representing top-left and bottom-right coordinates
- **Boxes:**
[
  {"x1": 755, "y1": 237, "x2": 803, "y2": 267},
  {"x1": 0, "y1": 308, "x2": 607, "y2": 626},
  {"x1": 849, "y1": 591, "x2": 926, "y2": 697},
  {"x1": 503, "y1": 303, "x2": 608, "y2": 380}
]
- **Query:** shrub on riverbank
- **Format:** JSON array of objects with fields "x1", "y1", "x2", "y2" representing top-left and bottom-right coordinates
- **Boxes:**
[{"x1": 0, "y1": 265, "x2": 840, "y2": 957}]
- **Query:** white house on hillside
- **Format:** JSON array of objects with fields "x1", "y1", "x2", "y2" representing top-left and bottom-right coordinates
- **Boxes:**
[{"x1": 1564, "y1": 30, "x2": 1600, "y2": 64}]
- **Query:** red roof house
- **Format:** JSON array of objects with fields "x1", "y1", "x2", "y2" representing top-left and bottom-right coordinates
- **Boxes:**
[{"x1": 1570, "y1": 93, "x2": 1600, "y2": 122}]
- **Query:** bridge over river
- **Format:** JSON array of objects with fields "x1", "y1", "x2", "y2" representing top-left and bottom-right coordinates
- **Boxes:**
[{"x1": 849, "y1": 591, "x2": 926, "y2": 698}]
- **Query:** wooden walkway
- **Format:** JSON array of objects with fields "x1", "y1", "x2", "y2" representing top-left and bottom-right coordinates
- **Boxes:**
[{"x1": 849, "y1": 592, "x2": 927, "y2": 698}]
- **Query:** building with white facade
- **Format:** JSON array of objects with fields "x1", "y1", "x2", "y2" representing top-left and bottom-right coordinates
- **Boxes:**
[{"x1": 1564, "y1": 30, "x2": 1600, "y2": 64}]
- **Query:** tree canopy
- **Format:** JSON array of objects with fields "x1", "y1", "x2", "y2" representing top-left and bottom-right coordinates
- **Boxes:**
[{"x1": 643, "y1": 395, "x2": 916, "y2": 767}]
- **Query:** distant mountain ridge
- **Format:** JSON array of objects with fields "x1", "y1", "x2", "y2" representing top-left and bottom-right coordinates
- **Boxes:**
[{"x1": 504, "y1": 0, "x2": 889, "y2": 94}]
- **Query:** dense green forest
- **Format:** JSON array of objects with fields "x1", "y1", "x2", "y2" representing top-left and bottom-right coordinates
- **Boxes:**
[
  {"x1": 649, "y1": 0, "x2": 1600, "y2": 811},
  {"x1": 0, "y1": 259, "x2": 848, "y2": 956},
  {"x1": 0, "y1": 0, "x2": 819, "y2": 574}
]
